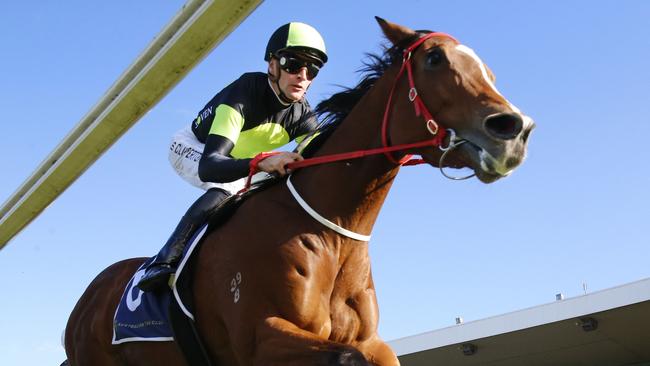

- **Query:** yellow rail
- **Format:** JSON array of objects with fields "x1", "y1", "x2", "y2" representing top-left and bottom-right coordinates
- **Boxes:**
[{"x1": 0, "y1": 0, "x2": 263, "y2": 249}]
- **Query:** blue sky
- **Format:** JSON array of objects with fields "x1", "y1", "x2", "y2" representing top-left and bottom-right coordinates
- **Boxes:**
[{"x1": 1, "y1": 1, "x2": 649, "y2": 364}]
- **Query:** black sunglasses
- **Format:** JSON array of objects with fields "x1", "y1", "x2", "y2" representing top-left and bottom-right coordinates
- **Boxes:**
[{"x1": 278, "y1": 55, "x2": 320, "y2": 79}]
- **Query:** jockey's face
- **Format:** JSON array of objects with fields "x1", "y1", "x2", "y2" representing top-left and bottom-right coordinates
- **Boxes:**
[
  {"x1": 279, "y1": 66, "x2": 311, "y2": 101},
  {"x1": 269, "y1": 53, "x2": 319, "y2": 102}
]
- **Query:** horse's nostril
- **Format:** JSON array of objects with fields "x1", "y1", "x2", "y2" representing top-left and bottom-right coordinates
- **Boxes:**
[{"x1": 484, "y1": 113, "x2": 523, "y2": 140}]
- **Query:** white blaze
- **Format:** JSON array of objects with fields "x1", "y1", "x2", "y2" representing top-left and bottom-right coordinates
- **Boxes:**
[
  {"x1": 455, "y1": 44, "x2": 534, "y2": 173},
  {"x1": 455, "y1": 44, "x2": 522, "y2": 115}
]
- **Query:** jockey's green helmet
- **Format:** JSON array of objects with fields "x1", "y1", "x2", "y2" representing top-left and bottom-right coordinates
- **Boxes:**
[{"x1": 264, "y1": 22, "x2": 327, "y2": 66}]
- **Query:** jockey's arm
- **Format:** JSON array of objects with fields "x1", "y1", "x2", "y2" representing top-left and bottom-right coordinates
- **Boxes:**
[
  {"x1": 198, "y1": 134, "x2": 303, "y2": 183},
  {"x1": 198, "y1": 134, "x2": 251, "y2": 183}
]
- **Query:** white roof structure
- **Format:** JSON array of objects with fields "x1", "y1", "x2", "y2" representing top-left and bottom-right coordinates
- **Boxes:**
[{"x1": 390, "y1": 277, "x2": 650, "y2": 365}]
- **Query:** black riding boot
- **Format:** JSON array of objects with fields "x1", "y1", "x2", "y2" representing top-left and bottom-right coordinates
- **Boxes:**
[{"x1": 137, "y1": 188, "x2": 229, "y2": 292}]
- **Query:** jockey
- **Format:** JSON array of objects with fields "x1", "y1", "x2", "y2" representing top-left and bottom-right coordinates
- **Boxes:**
[{"x1": 137, "y1": 22, "x2": 328, "y2": 292}]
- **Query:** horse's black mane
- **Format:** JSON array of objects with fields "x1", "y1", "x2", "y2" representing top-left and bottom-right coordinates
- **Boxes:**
[{"x1": 300, "y1": 31, "x2": 431, "y2": 158}]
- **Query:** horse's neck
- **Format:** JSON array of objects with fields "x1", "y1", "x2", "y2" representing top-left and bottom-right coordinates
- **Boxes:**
[{"x1": 292, "y1": 69, "x2": 401, "y2": 241}]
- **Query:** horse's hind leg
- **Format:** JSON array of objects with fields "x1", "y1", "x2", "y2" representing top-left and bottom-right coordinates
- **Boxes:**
[
  {"x1": 65, "y1": 309, "x2": 124, "y2": 366},
  {"x1": 252, "y1": 317, "x2": 370, "y2": 366},
  {"x1": 65, "y1": 259, "x2": 146, "y2": 366}
]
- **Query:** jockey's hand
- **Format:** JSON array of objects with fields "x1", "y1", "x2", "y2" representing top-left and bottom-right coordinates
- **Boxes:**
[{"x1": 257, "y1": 152, "x2": 304, "y2": 177}]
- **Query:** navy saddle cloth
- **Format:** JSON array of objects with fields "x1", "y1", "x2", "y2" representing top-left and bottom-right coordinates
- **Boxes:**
[
  {"x1": 112, "y1": 224, "x2": 208, "y2": 344},
  {"x1": 112, "y1": 175, "x2": 276, "y2": 344}
]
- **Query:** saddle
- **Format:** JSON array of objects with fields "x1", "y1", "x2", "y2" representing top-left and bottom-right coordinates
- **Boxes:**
[{"x1": 112, "y1": 174, "x2": 279, "y2": 365}]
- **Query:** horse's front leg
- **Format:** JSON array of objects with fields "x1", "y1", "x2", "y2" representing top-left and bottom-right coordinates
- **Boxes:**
[
  {"x1": 356, "y1": 336, "x2": 400, "y2": 366},
  {"x1": 329, "y1": 291, "x2": 399, "y2": 366},
  {"x1": 254, "y1": 316, "x2": 370, "y2": 366}
]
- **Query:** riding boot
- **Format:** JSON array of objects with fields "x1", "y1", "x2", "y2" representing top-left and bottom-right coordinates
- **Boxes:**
[{"x1": 137, "y1": 188, "x2": 229, "y2": 292}]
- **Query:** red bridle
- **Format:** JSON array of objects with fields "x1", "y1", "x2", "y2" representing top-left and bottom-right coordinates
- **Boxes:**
[
  {"x1": 244, "y1": 32, "x2": 460, "y2": 189},
  {"x1": 381, "y1": 31, "x2": 459, "y2": 165}
]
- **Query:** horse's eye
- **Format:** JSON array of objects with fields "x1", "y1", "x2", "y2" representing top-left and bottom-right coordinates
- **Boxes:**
[{"x1": 426, "y1": 48, "x2": 444, "y2": 67}]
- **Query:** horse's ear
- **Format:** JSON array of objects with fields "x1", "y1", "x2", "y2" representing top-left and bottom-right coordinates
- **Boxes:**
[{"x1": 375, "y1": 16, "x2": 416, "y2": 46}]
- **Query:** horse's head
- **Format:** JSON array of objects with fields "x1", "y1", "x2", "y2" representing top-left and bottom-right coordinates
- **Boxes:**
[{"x1": 377, "y1": 18, "x2": 535, "y2": 183}]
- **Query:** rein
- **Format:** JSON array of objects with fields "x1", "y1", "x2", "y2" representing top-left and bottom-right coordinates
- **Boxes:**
[
  {"x1": 286, "y1": 31, "x2": 460, "y2": 171},
  {"x1": 244, "y1": 32, "x2": 472, "y2": 240}
]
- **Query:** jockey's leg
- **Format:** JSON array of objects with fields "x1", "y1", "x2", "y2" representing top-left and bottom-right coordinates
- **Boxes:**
[
  {"x1": 138, "y1": 188, "x2": 229, "y2": 292},
  {"x1": 251, "y1": 317, "x2": 371, "y2": 366}
]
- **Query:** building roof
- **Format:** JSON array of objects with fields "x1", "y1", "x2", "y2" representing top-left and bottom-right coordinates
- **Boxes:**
[{"x1": 390, "y1": 277, "x2": 650, "y2": 366}]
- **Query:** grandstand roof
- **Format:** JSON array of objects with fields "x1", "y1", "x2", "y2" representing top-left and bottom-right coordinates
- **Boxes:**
[{"x1": 391, "y1": 277, "x2": 650, "y2": 366}]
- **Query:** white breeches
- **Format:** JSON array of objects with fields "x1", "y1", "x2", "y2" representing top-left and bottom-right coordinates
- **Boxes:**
[{"x1": 168, "y1": 126, "x2": 248, "y2": 194}]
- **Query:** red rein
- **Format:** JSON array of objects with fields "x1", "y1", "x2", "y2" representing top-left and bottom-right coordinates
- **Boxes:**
[{"x1": 245, "y1": 32, "x2": 459, "y2": 189}]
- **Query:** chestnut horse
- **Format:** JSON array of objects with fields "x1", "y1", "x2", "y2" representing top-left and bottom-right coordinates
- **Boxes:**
[{"x1": 63, "y1": 18, "x2": 534, "y2": 366}]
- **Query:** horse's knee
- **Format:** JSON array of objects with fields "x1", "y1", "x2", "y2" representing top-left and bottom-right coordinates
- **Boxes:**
[{"x1": 329, "y1": 347, "x2": 370, "y2": 366}]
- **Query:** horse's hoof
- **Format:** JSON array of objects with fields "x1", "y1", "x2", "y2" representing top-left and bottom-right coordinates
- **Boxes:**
[{"x1": 330, "y1": 348, "x2": 369, "y2": 366}]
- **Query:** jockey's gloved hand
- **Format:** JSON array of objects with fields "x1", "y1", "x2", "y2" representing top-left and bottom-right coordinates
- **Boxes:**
[{"x1": 257, "y1": 152, "x2": 303, "y2": 176}]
